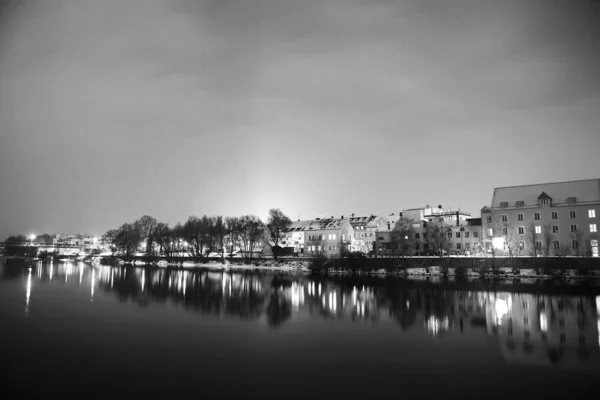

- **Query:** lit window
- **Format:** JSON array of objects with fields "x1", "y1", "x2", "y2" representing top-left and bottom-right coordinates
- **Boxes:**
[
  {"x1": 534, "y1": 212, "x2": 540, "y2": 220},
  {"x1": 488, "y1": 229, "x2": 493, "y2": 236},
  {"x1": 552, "y1": 212, "x2": 558, "y2": 219},
  {"x1": 519, "y1": 242, "x2": 525, "y2": 250},
  {"x1": 332, "y1": 234, "x2": 336, "y2": 240},
  {"x1": 518, "y1": 226, "x2": 524, "y2": 234},
  {"x1": 552, "y1": 225, "x2": 559, "y2": 233},
  {"x1": 502, "y1": 215, "x2": 507, "y2": 222},
  {"x1": 570, "y1": 210, "x2": 576, "y2": 218},
  {"x1": 591, "y1": 224, "x2": 597, "y2": 233},
  {"x1": 535, "y1": 225, "x2": 541, "y2": 234},
  {"x1": 571, "y1": 225, "x2": 577, "y2": 233},
  {"x1": 589, "y1": 210, "x2": 596, "y2": 218},
  {"x1": 517, "y1": 213, "x2": 524, "y2": 221}
]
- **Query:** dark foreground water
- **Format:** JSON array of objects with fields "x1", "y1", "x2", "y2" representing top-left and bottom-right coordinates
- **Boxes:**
[{"x1": 1, "y1": 259, "x2": 599, "y2": 399}]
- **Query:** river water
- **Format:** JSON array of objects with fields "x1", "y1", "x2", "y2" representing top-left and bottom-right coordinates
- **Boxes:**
[{"x1": 1, "y1": 258, "x2": 599, "y2": 398}]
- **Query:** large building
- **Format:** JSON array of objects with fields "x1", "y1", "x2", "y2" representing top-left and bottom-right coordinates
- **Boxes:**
[{"x1": 485, "y1": 179, "x2": 600, "y2": 257}]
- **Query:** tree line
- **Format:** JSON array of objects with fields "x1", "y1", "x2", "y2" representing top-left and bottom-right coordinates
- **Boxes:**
[{"x1": 100, "y1": 209, "x2": 293, "y2": 262}]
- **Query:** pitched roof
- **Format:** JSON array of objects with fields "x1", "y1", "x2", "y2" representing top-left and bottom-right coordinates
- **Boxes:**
[
  {"x1": 491, "y1": 179, "x2": 600, "y2": 208},
  {"x1": 305, "y1": 218, "x2": 347, "y2": 231}
]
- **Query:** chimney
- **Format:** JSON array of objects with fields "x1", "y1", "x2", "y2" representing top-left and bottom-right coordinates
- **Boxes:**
[
  {"x1": 456, "y1": 211, "x2": 459, "y2": 227},
  {"x1": 316, "y1": 218, "x2": 320, "y2": 221},
  {"x1": 351, "y1": 213, "x2": 355, "y2": 217},
  {"x1": 331, "y1": 215, "x2": 334, "y2": 219},
  {"x1": 341, "y1": 215, "x2": 344, "y2": 219},
  {"x1": 438, "y1": 205, "x2": 442, "y2": 209}
]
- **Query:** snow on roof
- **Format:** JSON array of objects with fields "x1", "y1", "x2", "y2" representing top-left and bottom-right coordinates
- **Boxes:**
[{"x1": 491, "y1": 179, "x2": 600, "y2": 208}]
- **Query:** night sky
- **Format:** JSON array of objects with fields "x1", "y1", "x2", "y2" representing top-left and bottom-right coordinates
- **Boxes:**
[{"x1": 1, "y1": 0, "x2": 599, "y2": 239}]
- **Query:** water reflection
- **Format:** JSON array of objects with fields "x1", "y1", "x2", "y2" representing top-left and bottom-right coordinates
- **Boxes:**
[{"x1": 3, "y1": 259, "x2": 600, "y2": 370}]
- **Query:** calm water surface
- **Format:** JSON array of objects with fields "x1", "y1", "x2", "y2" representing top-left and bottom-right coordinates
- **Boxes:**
[{"x1": 1, "y1": 258, "x2": 599, "y2": 398}]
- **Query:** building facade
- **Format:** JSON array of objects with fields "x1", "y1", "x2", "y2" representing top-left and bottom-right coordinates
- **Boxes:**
[{"x1": 486, "y1": 179, "x2": 600, "y2": 257}]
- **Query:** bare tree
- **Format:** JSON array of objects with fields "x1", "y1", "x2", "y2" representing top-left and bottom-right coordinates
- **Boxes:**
[
  {"x1": 569, "y1": 229, "x2": 585, "y2": 257},
  {"x1": 225, "y1": 216, "x2": 243, "y2": 260},
  {"x1": 114, "y1": 223, "x2": 141, "y2": 260},
  {"x1": 425, "y1": 219, "x2": 451, "y2": 258},
  {"x1": 134, "y1": 215, "x2": 157, "y2": 253},
  {"x1": 266, "y1": 208, "x2": 292, "y2": 260},
  {"x1": 525, "y1": 222, "x2": 539, "y2": 258},
  {"x1": 541, "y1": 223, "x2": 554, "y2": 257},
  {"x1": 101, "y1": 229, "x2": 119, "y2": 255},
  {"x1": 391, "y1": 217, "x2": 416, "y2": 258},
  {"x1": 238, "y1": 215, "x2": 265, "y2": 261},
  {"x1": 212, "y1": 216, "x2": 227, "y2": 263},
  {"x1": 183, "y1": 215, "x2": 214, "y2": 262}
]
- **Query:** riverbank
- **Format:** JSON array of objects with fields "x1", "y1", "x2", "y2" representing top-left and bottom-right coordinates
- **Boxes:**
[{"x1": 108, "y1": 258, "x2": 600, "y2": 281}]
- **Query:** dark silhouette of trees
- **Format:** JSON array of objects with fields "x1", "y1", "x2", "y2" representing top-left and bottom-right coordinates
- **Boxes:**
[{"x1": 266, "y1": 208, "x2": 292, "y2": 259}]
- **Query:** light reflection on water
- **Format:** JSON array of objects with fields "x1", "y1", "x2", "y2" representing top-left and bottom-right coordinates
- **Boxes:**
[{"x1": 3, "y1": 259, "x2": 600, "y2": 371}]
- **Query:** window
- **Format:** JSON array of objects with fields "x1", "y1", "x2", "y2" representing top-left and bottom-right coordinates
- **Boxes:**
[
  {"x1": 502, "y1": 214, "x2": 507, "y2": 222},
  {"x1": 535, "y1": 225, "x2": 541, "y2": 234},
  {"x1": 488, "y1": 228, "x2": 493, "y2": 236},
  {"x1": 486, "y1": 216, "x2": 492, "y2": 223},
  {"x1": 516, "y1": 201, "x2": 524, "y2": 208},
  {"x1": 328, "y1": 234, "x2": 331, "y2": 240},
  {"x1": 332, "y1": 234, "x2": 336, "y2": 240},
  {"x1": 456, "y1": 232, "x2": 461, "y2": 238},
  {"x1": 473, "y1": 231, "x2": 479, "y2": 238},
  {"x1": 552, "y1": 211, "x2": 558, "y2": 219},
  {"x1": 342, "y1": 234, "x2": 345, "y2": 241},
  {"x1": 591, "y1": 224, "x2": 597, "y2": 233},
  {"x1": 423, "y1": 233, "x2": 428, "y2": 239},
  {"x1": 570, "y1": 225, "x2": 577, "y2": 233},
  {"x1": 517, "y1": 213, "x2": 524, "y2": 221},
  {"x1": 332, "y1": 245, "x2": 336, "y2": 251},
  {"x1": 503, "y1": 241, "x2": 508, "y2": 250},
  {"x1": 328, "y1": 246, "x2": 332, "y2": 251},
  {"x1": 447, "y1": 232, "x2": 452, "y2": 239},
  {"x1": 502, "y1": 227, "x2": 508, "y2": 235},
  {"x1": 415, "y1": 243, "x2": 420, "y2": 250},
  {"x1": 535, "y1": 241, "x2": 542, "y2": 250},
  {"x1": 589, "y1": 210, "x2": 596, "y2": 218},
  {"x1": 567, "y1": 197, "x2": 576, "y2": 205},
  {"x1": 534, "y1": 212, "x2": 540, "y2": 220},
  {"x1": 348, "y1": 234, "x2": 352, "y2": 240},
  {"x1": 317, "y1": 246, "x2": 321, "y2": 251},
  {"x1": 378, "y1": 236, "x2": 384, "y2": 240},
  {"x1": 570, "y1": 210, "x2": 576, "y2": 219},
  {"x1": 519, "y1": 242, "x2": 525, "y2": 250},
  {"x1": 553, "y1": 240, "x2": 560, "y2": 249},
  {"x1": 415, "y1": 233, "x2": 420, "y2": 239},
  {"x1": 540, "y1": 198, "x2": 551, "y2": 206},
  {"x1": 552, "y1": 225, "x2": 559, "y2": 234},
  {"x1": 369, "y1": 233, "x2": 373, "y2": 237},
  {"x1": 500, "y1": 202, "x2": 508, "y2": 208},
  {"x1": 465, "y1": 232, "x2": 470, "y2": 238},
  {"x1": 518, "y1": 226, "x2": 524, "y2": 234},
  {"x1": 572, "y1": 240, "x2": 579, "y2": 250}
]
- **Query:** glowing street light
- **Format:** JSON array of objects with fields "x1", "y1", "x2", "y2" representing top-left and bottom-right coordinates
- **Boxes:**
[{"x1": 29, "y1": 234, "x2": 36, "y2": 245}]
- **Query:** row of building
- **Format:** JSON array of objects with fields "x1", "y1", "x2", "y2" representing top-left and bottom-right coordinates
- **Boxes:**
[{"x1": 279, "y1": 179, "x2": 600, "y2": 257}]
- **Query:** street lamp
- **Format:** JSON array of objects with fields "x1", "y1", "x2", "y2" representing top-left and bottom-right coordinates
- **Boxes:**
[{"x1": 29, "y1": 234, "x2": 36, "y2": 245}]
